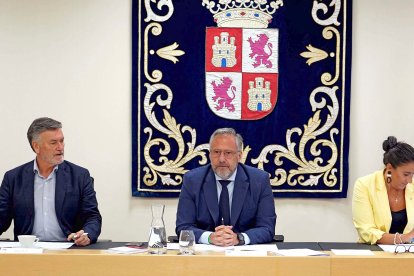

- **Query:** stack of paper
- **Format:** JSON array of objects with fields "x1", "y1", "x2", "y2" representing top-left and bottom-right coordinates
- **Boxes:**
[{"x1": 107, "y1": 246, "x2": 148, "y2": 254}]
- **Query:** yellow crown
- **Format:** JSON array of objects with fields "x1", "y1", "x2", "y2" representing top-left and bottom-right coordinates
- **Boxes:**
[{"x1": 202, "y1": 0, "x2": 284, "y2": 28}]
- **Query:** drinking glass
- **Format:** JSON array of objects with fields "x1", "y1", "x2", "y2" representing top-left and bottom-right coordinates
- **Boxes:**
[{"x1": 179, "y1": 230, "x2": 195, "y2": 255}]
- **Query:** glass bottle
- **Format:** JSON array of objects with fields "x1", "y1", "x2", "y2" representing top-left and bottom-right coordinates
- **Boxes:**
[{"x1": 147, "y1": 204, "x2": 167, "y2": 254}]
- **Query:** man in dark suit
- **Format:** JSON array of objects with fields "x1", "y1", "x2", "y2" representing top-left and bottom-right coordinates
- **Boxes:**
[
  {"x1": 176, "y1": 128, "x2": 276, "y2": 246},
  {"x1": 0, "y1": 117, "x2": 101, "y2": 246}
]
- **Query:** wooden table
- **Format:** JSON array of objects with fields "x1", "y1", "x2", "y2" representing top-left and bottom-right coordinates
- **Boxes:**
[
  {"x1": 1, "y1": 249, "x2": 414, "y2": 276},
  {"x1": 330, "y1": 251, "x2": 414, "y2": 276}
]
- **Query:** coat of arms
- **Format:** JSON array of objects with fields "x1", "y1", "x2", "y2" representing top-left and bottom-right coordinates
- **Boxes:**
[{"x1": 204, "y1": 0, "x2": 282, "y2": 120}]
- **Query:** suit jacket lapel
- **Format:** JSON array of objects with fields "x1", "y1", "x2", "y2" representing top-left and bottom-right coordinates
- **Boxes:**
[
  {"x1": 23, "y1": 163, "x2": 35, "y2": 218},
  {"x1": 375, "y1": 171, "x2": 392, "y2": 232},
  {"x1": 202, "y1": 169, "x2": 220, "y2": 226},
  {"x1": 231, "y1": 165, "x2": 249, "y2": 226},
  {"x1": 405, "y1": 183, "x2": 414, "y2": 232},
  {"x1": 55, "y1": 162, "x2": 69, "y2": 221}
]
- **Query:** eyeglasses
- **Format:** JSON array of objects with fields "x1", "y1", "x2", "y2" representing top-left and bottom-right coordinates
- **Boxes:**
[
  {"x1": 394, "y1": 244, "x2": 414, "y2": 254},
  {"x1": 210, "y1": 149, "x2": 239, "y2": 158}
]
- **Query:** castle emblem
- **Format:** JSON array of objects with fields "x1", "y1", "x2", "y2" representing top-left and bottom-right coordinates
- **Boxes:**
[
  {"x1": 247, "y1": 77, "x2": 272, "y2": 111},
  {"x1": 203, "y1": 0, "x2": 282, "y2": 120},
  {"x1": 212, "y1": 32, "x2": 237, "y2": 68}
]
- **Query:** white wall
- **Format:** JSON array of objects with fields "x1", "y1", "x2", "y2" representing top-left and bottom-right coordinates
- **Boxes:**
[{"x1": 0, "y1": 0, "x2": 413, "y2": 242}]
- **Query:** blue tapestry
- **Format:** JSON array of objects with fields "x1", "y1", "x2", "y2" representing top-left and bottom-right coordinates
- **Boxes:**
[{"x1": 132, "y1": 0, "x2": 352, "y2": 198}]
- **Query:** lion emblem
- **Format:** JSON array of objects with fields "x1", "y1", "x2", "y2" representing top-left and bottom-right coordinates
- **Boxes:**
[
  {"x1": 247, "y1": 33, "x2": 273, "y2": 68},
  {"x1": 211, "y1": 77, "x2": 236, "y2": 112}
]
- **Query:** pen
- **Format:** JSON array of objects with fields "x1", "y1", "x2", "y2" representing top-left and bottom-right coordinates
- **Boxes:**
[{"x1": 73, "y1": 233, "x2": 88, "y2": 240}]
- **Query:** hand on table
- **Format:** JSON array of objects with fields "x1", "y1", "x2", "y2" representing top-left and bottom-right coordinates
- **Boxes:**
[
  {"x1": 67, "y1": 230, "x2": 90, "y2": 246},
  {"x1": 209, "y1": 225, "x2": 238, "y2": 247}
]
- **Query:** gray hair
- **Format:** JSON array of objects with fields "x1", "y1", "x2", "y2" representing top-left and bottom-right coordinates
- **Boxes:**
[
  {"x1": 209, "y1": 128, "x2": 243, "y2": 151},
  {"x1": 27, "y1": 117, "x2": 62, "y2": 151}
]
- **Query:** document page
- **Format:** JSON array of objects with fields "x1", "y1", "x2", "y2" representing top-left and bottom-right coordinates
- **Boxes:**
[
  {"x1": 107, "y1": 246, "x2": 148, "y2": 254},
  {"x1": 331, "y1": 249, "x2": 374, "y2": 256},
  {"x1": 0, "y1": 241, "x2": 73, "y2": 250},
  {"x1": 276, "y1": 249, "x2": 328, "y2": 256}
]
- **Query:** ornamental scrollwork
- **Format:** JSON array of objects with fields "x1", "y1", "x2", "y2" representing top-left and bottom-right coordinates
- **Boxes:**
[
  {"x1": 251, "y1": 86, "x2": 339, "y2": 188},
  {"x1": 300, "y1": 26, "x2": 341, "y2": 86},
  {"x1": 156, "y1": 43, "x2": 185, "y2": 64},
  {"x1": 144, "y1": 23, "x2": 186, "y2": 83},
  {"x1": 300, "y1": 45, "x2": 329, "y2": 65},
  {"x1": 144, "y1": 0, "x2": 174, "y2": 22},
  {"x1": 142, "y1": 82, "x2": 209, "y2": 187},
  {"x1": 144, "y1": 23, "x2": 163, "y2": 83},
  {"x1": 321, "y1": 26, "x2": 340, "y2": 86},
  {"x1": 311, "y1": 0, "x2": 341, "y2": 26}
]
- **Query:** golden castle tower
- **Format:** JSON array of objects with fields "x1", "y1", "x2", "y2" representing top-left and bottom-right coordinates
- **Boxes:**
[
  {"x1": 211, "y1": 32, "x2": 237, "y2": 67},
  {"x1": 247, "y1": 77, "x2": 272, "y2": 111}
]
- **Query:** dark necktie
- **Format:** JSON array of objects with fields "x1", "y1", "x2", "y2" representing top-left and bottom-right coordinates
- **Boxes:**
[{"x1": 219, "y1": 180, "x2": 231, "y2": 226}]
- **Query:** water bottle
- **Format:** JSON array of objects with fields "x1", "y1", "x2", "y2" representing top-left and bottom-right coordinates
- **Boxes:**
[{"x1": 147, "y1": 204, "x2": 167, "y2": 254}]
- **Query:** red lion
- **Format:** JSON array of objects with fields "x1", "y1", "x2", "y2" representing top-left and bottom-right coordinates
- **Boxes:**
[
  {"x1": 247, "y1": 33, "x2": 273, "y2": 68},
  {"x1": 211, "y1": 77, "x2": 236, "y2": 112}
]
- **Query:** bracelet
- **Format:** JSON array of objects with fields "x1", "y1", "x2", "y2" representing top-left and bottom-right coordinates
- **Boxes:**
[
  {"x1": 398, "y1": 233, "x2": 404, "y2": 244},
  {"x1": 208, "y1": 233, "x2": 212, "y2": 244},
  {"x1": 394, "y1": 232, "x2": 399, "y2": 245}
]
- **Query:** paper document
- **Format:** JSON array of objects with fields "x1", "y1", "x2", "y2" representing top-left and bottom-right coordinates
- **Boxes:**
[
  {"x1": 331, "y1": 249, "x2": 374, "y2": 256},
  {"x1": 37, "y1": 242, "x2": 73, "y2": 249},
  {"x1": 0, "y1": 242, "x2": 20, "y2": 248},
  {"x1": 107, "y1": 246, "x2": 148, "y2": 254},
  {"x1": 225, "y1": 249, "x2": 267, "y2": 256},
  {"x1": 276, "y1": 248, "x2": 328, "y2": 256},
  {"x1": 167, "y1": 243, "x2": 179, "y2": 250},
  {"x1": 198, "y1": 244, "x2": 278, "y2": 252},
  {"x1": 0, "y1": 241, "x2": 73, "y2": 250},
  {"x1": 169, "y1": 243, "x2": 277, "y2": 252},
  {"x1": 195, "y1": 244, "x2": 234, "y2": 252},
  {"x1": 0, "y1": 247, "x2": 43, "y2": 254}
]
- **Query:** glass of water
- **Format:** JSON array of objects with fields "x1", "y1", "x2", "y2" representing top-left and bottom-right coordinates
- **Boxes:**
[{"x1": 179, "y1": 230, "x2": 195, "y2": 255}]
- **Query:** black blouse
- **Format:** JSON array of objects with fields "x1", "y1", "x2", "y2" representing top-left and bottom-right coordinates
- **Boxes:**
[{"x1": 389, "y1": 209, "x2": 407, "y2": 234}]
